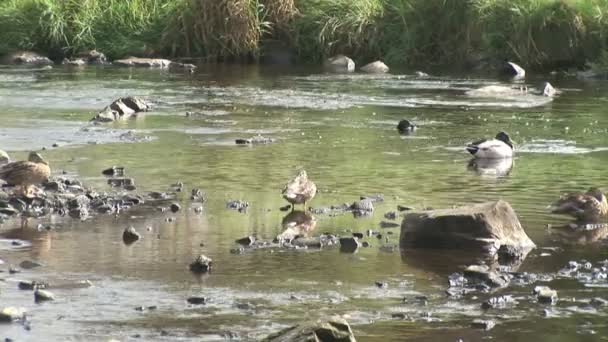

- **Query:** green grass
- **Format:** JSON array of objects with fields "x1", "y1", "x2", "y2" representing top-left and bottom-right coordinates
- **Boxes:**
[{"x1": 0, "y1": 0, "x2": 607, "y2": 69}]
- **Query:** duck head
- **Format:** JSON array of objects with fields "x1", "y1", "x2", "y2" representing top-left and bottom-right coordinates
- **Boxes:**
[
  {"x1": 28, "y1": 152, "x2": 48, "y2": 165},
  {"x1": 495, "y1": 132, "x2": 514, "y2": 149}
]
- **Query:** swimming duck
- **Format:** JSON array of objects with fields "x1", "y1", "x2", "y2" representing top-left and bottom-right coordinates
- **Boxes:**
[
  {"x1": 466, "y1": 132, "x2": 514, "y2": 159},
  {"x1": 550, "y1": 187, "x2": 608, "y2": 222},
  {"x1": 397, "y1": 120, "x2": 417, "y2": 134},
  {"x1": 0, "y1": 152, "x2": 51, "y2": 198},
  {"x1": 282, "y1": 170, "x2": 317, "y2": 210},
  {"x1": 0, "y1": 150, "x2": 9, "y2": 165}
]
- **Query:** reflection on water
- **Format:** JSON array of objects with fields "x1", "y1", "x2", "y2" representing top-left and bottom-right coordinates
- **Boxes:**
[
  {"x1": 0, "y1": 65, "x2": 608, "y2": 341},
  {"x1": 467, "y1": 158, "x2": 514, "y2": 177}
]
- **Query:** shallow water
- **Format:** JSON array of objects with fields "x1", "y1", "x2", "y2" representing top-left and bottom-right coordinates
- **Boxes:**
[{"x1": 0, "y1": 64, "x2": 608, "y2": 341}]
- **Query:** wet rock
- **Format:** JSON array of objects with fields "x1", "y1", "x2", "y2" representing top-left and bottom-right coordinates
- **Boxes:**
[
  {"x1": 76, "y1": 49, "x2": 108, "y2": 64},
  {"x1": 108, "y1": 178, "x2": 135, "y2": 188},
  {"x1": 397, "y1": 120, "x2": 417, "y2": 134},
  {"x1": 339, "y1": 237, "x2": 361, "y2": 253},
  {"x1": 352, "y1": 232, "x2": 364, "y2": 239},
  {"x1": 502, "y1": 61, "x2": 526, "y2": 79},
  {"x1": 19, "y1": 260, "x2": 43, "y2": 269},
  {"x1": 471, "y1": 319, "x2": 496, "y2": 330},
  {"x1": 360, "y1": 194, "x2": 384, "y2": 203},
  {"x1": 292, "y1": 234, "x2": 339, "y2": 249},
  {"x1": 235, "y1": 134, "x2": 275, "y2": 145},
  {"x1": 590, "y1": 297, "x2": 608, "y2": 307},
  {"x1": 360, "y1": 61, "x2": 389, "y2": 74},
  {"x1": 169, "y1": 62, "x2": 196, "y2": 72},
  {"x1": 235, "y1": 236, "x2": 256, "y2": 246},
  {"x1": 170, "y1": 203, "x2": 181, "y2": 213},
  {"x1": 0, "y1": 307, "x2": 26, "y2": 322},
  {"x1": 226, "y1": 200, "x2": 249, "y2": 213},
  {"x1": 34, "y1": 289, "x2": 55, "y2": 302},
  {"x1": 114, "y1": 57, "x2": 172, "y2": 68},
  {"x1": 415, "y1": 71, "x2": 429, "y2": 77},
  {"x1": 351, "y1": 199, "x2": 374, "y2": 217},
  {"x1": 324, "y1": 55, "x2": 355, "y2": 73},
  {"x1": 62, "y1": 58, "x2": 86, "y2": 66},
  {"x1": 384, "y1": 211, "x2": 397, "y2": 220},
  {"x1": 534, "y1": 286, "x2": 558, "y2": 304},
  {"x1": 102, "y1": 166, "x2": 125, "y2": 177},
  {"x1": 18, "y1": 280, "x2": 48, "y2": 290},
  {"x1": 464, "y1": 265, "x2": 511, "y2": 288},
  {"x1": 189, "y1": 255, "x2": 212, "y2": 273},
  {"x1": 93, "y1": 96, "x2": 150, "y2": 122},
  {"x1": 262, "y1": 316, "x2": 356, "y2": 342},
  {"x1": 375, "y1": 281, "x2": 388, "y2": 289},
  {"x1": 380, "y1": 221, "x2": 399, "y2": 228},
  {"x1": 397, "y1": 205, "x2": 413, "y2": 212},
  {"x1": 8, "y1": 266, "x2": 20, "y2": 274},
  {"x1": 3, "y1": 51, "x2": 53, "y2": 65},
  {"x1": 187, "y1": 296, "x2": 206, "y2": 305},
  {"x1": 279, "y1": 204, "x2": 292, "y2": 212},
  {"x1": 400, "y1": 200, "x2": 535, "y2": 258},
  {"x1": 481, "y1": 295, "x2": 516, "y2": 309},
  {"x1": 379, "y1": 244, "x2": 397, "y2": 253},
  {"x1": 190, "y1": 188, "x2": 205, "y2": 202},
  {"x1": 123, "y1": 226, "x2": 141, "y2": 245}
]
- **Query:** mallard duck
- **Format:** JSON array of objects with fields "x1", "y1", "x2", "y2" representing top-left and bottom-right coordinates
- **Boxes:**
[
  {"x1": 550, "y1": 187, "x2": 608, "y2": 222},
  {"x1": 466, "y1": 132, "x2": 514, "y2": 159},
  {"x1": 397, "y1": 120, "x2": 417, "y2": 134},
  {"x1": 282, "y1": 170, "x2": 317, "y2": 210},
  {"x1": 0, "y1": 150, "x2": 9, "y2": 165},
  {"x1": 0, "y1": 152, "x2": 50, "y2": 198}
]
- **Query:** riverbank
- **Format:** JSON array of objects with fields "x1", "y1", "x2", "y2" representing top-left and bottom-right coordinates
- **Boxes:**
[{"x1": 1, "y1": 0, "x2": 607, "y2": 70}]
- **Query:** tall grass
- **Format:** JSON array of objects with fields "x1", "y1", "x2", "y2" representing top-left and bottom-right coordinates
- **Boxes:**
[{"x1": 1, "y1": 0, "x2": 608, "y2": 68}]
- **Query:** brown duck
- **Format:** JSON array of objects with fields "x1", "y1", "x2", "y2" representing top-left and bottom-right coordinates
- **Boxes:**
[
  {"x1": 282, "y1": 170, "x2": 317, "y2": 210},
  {"x1": 551, "y1": 187, "x2": 608, "y2": 222},
  {"x1": 0, "y1": 152, "x2": 51, "y2": 197}
]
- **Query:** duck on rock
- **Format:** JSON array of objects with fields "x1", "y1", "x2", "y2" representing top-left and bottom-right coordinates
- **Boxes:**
[
  {"x1": 466, "y1": 132, "x2": 514, "y2": 159},
  {"x1": 550, "y1": 187, "x2": 608, "y2": 222},
  {"x1": 282, "y1": 170, "x2": 317, "y2": 211},
  {"x1": 0, "y1": 152, "x2": 51, "y2": 198}
]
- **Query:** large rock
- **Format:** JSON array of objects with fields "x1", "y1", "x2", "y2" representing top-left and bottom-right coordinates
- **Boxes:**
[
  {"x1": 77, "y1": 50, "x2": 108, "y2": 64},
  {"x1": 2, "y1": 51, "x2": 53, "y2": 65},
  {"x1": 92, "y1": 96, "x2": 150, "y2": 122},
  {"x1": 400, "y1": 200, "x2": 535, "y2": 257},
  {"x1": 262, "y1": 317, "x2": 356, "y2": 342},
  {"x1": 114, "y1": 57, "x2": 172, "y2": 68},
  {"x1": 360, "y1": 61, "x2": 389, "y2": 74},
  {"x1": 324, "y1": 55, "x2": 355, "y2": 73}
]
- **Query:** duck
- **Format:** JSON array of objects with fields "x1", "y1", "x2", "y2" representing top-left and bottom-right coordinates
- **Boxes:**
[
  {"x1": 397, "y1": 120, "x2": 417, "y2": 134},
  {"x1": 550, "y1": 187, "x2": 608, "y2": 222},
  {"x1": 282, "y1": 170, "x2": 317, "y2": 210},
  {"x1": 0, "y1": 152, "x2": 51, "y2": 198},
  {"x1": 466, "y1": 131, "x2": 514, "y2": 159},
  {"x1": 0, "y1": 150, "x2": 9, "y2": 165}
]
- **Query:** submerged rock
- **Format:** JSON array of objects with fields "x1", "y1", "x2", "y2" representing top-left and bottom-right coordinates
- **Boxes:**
[
  {"x1": 400, "y1": 200, "x2": 535, "y2": 258},
  {"x1": 351, "y1": 199, "x2": 374, "y2": 217},
  {"x1": 463, "y1": 264, "x2": 512, "y2": 288},
  {"x1": 189, "y1": 255, "x2": 212, "y2": 273},
  {"x1": 92, "y1": 96, "x2": 150, "y2": 122},
  {"x1": 0, "y1": 307, "x2": 26, "y2": 322},
  {"x1": 360, "y1": 61, "x2": 389, "y2": 74},
  {"x1": 114, "y1": 57, "x2": 172, "y2": 68},
  {"x1": 471, "y1": 319, "x2": 496, "y2": 330},
  {"x1": 324, "y1": 55, "x2": 355, "y2": 73},
  {"x1": 534, "y1": 286, "x2": 558, "y2": 304},
  {"x1": 169, "y1": 62, "x2": 196, "y2": 72},
  {"x1": 18, "y1": 280, "x2": 48, "y2": 290},
  {"x1": 235, "y1": 236, "x2": 256, "y2": 246},
  {"x1": 3, "y1": 51, "x2": 53, "y2": 65},
  {"x1": 102, "y1": 166, "x2": 125, "y2": 176},
  {"x1": 339, "y1": 237, "x2": 361, "y2": 253},
  {"x1": 76, "y1": 49, "x2": 108, "y2": 65},
  {"x1": 34, "y1": 289, "x2": 55, "y2": 302},
  {"x1": 123, "y1": 226, "x2": 141, "y2": 245},
  {"x1": 397, "y1": 120, "x2": 417, "y2": 134},
  {"x1": 235, "y1": 135, "x2": 275, "y2": 145},
  {"x1": 262, "y1": 316, "x2": 356, "y2": 342},
  {"x1": 226, "y1": 200, "x2": 249, "y2": 213},
  {"x1": 187, "y1": 296, "x2": 206, "y2": 305}
]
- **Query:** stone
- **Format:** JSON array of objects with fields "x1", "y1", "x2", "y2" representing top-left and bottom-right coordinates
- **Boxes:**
[
  {"x1": 189, "y1": 255, "x2": 212, "y2": 273},
  {"x1": 0, "y1": 307, "x2": 26, "y2": 322},
  {"x1": 107, "y1": 178, "x2": 135, "y2": 188},
  {"x1": 62, "y1": 58, "x2": 86, "y2": 66},
  {"x1": 170, "y1": 203, "x2": 181, "y2": 213},
  {"x1": 226, "y1": 200, "x2": 249, "y2": 213},
  {"x1": 19, "y1": 260, "x2": 43, "y2": 269},
  {"x1": 380, "y1": 221, "x2": 399, "y2": 228},
  {"x1": 93, "y1": 97, "x2": 149, "y2": 122},
  {"x1": 3, "y1": 51, "x2": 53, "y2": 65},
  {"x1": 400, "y1": 200, "x2": 535, "y2": 257},
  {"x1": 262, "y1": 316, "x2": 356, "y2": 342},
  {"x1": 481, "y1": 295, "x2": 516, "y2": 309},
  {"x1": 76, "y1": 49, "x2": 108, "y2": 64},
  {"x1": 352, "y1": 232, "x2": 364, "y2": 239},
  {"x1": 34, "y1": 289, "x2": 55, "y2": 302},
  {"x1": 123, "y1": 226, "x2": 141, "y2": 245},
  {"x1": 350, "y1": 199, "x2": 374, "y2": 217},
  {"x1": 360, "y1": 60, "x2": 389, "y2": 73},
  {"x1": 534, "y1": 286, "x2": 558, "y2": 304},
  {"x1": 235, "y1": 236, "x2": 256, "y2": 246},
  {"x1": 235, "y1": 135, "x2": 275, "y2": 145},
  {"x1": 187, "y1": 296, "x2": 206, "y2": 305},
  {"x1": 339, "y1": 237, "x2": 361, "y2": 253},
  {"x1": 102, "y1": 166, "x2": 125, "y2": 176},
  {"x1": 18, "y1": 280, "x2": 48, "y2": 290},
  {"x1": 471, "y1": 319, "x2": 496, "y2": 330},
  {"x1": 463, "y1": 265, "x2": 511, "y2": 288},
  {"x1": 280, "y1": 204, "x2": 292, "y2": 212},
  {"x1": 324, "y1": 55, "x2": 355, "y2": 73},
  {"x1": 384, "y1": 211, "x2": 397, "y2": 220},
  {"x1": 114, "y1": 57, "x2": 172, "y2": 68},
  {"x1": 110, "y1": 99, "x2": 136, "y2": 116},
  {"x1": 169, "y1": 62, "x2": 196, "y2": 72},
  {"x1": 503, "y1": 61, "x2": 526, "y2": 79},
  {"x1": 590, "y1": 297, "x2": 608, "y2": 307}
]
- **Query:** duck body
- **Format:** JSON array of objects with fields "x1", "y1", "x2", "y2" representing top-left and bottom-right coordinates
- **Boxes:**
[
  {"x1": 0, "y1": 152, "x2": 50, "y2": 197},
  {"x1": 282, "y1": 170, "x2": 317, "y2": 208},
  {"x1": 466, "y1": 132, "x2": 514, "y2": 159},
  {"x1": 551, "y1": 188, "x2": 608, "y2": 222}
]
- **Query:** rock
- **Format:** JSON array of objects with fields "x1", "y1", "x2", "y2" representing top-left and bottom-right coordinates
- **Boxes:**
[
  {"x1": 0, "y1": 307, "x2": 26, "y2": 322},
  {"x1": 34, "y1": 289, "x2": 55, "y2": 302},
  {"x1": 375, "y1": 281, "x2": 388, "y2": 289},
  {"x1": 114, "y1": 57, "x2": 172, "y2": 68},
  {"x1": 400, "y1": 200, "x2": 535, "y2": 257},
  {"x1": 463, "y1": 265, "x2": 511, "y2": 288},
  {"x1": 292, "y1": 234, "x2": 338, "y2": 249},
  {"x1": 76, "y1": 49, "x2": 108, "y2": 64},
  {"x1": 102, "y1": 166, "x2": 125, "y2": 176},
  {"x1": 397, "y1": 205, "x2": 413, "y2": 212},
  {"x1": 481, "y1": 295, "x2": 516, "y2": 309},
  {"x1": 352, "y1": 232, "x2": 364, "y2": 239},
  {"x1": 384, "y1": 211, "x2": 397, "y2": 220},
  {"x1": 93, "y1": 97, "x2": 150, "y2": 122},
  {"x1": 380, "y1": 221, "x2": 399, "y2": 229},
  {"x1": 62, "y1": 58, "x2": 86, "y2": 66},
  {"x1": 323, "y1": 55, "x2": 355, "y2": 73},
  {"x1": 235, "y1": 134, "x2": 275, "y2": 145},
  {"x1": 339, "y1": 237, "x2": 361, "y2": 253},
  {"x1": 170, "y1": 203, "x2": 181, "y2": 213},
  {"x1": 590, "y1": 297, "x2": 608, "y2": 307},
  {"x1": 542, "y1": 82, "x2": 556, "y2": 97},
  {"x1": 18, "y1": 280, "x2": 48, "y2": 290},
  {"x1": 415, "y1": 71, "x2": 429, "y2": 77},
  {"x1": 191, "y1": 188, "x2": 205, "y2": 201},
  {"x1": 108, "y1": 178, "x2": 135, "y2": 188},
  {"x1": 397, "y1": 120, "x2": 417, "y2": 134},
  {"x1": 169, "y1": 62, "x2": 196, "y2": 72},
  {"x1": 534, "y1": 286, "x2": 558, "y2": 304},
  {"x1": 350, "y1": 199, "x2": 374, "y2": 217},
  {"x1": 471, "y1": 319, "x2": 496, "y2": 330},
  {"x1": 262, "y1": 316, "x2": 356, "y2": 342},
  {"x1": 360, "y1": 61, "x2": 389, "y2": 73},
  {"x1": 226, "y1": 200, "x2": 249, "y2": 213},
  {"x1": 503, "y1": 61, "x2": 526, "y2": 79},
  {"x1": 187, "y1": 296, "x2": 206, "y2": 305},
  {"x1": 279, "y1": 204, "x2": 292, "y2": 212},
  {"x1": 3, "y1": 51, "x2": 53, "y2": 65},
  {"x1": 123, "y1": 226, "x2": 141, "y2": 245},
  {"x1": 235, "y1": 236, "x2": 256, "y2": 246},
  {"x1": 391, "y1": 313, "x2": 408, "y2": 319},
  {"x1": 189, "y1": 255, "x2": 212, "y2": 273},
  {"x1": 19, "y1": 260, "x2": 43, "y2": 269}
]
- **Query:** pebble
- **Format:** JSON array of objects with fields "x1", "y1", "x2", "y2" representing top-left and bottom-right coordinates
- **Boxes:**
[
  {"x1": 34, "y1": 289, "x2": 55, "y2": 302},
  {"x1": 189, "y1": 255, "x2": 212, "y2": 273},
  {"x1": 0, "y1": 307, "x2": 26, "y2": 322},
  {"x1": 471, "y1": 319, "x2": 496, "y2": 330},
  {"x1": 170, "y1": 203, "x2": 181, "y2": 213},
  {"x1": 187, "y1": 297, "x2": 207, "y2": 305},
  {"x1": 534, "y1": 286, "x2": 558, "y2": 304},
  {"x1": 123, "y1": 226, "x2": 141, "y2": 244}
]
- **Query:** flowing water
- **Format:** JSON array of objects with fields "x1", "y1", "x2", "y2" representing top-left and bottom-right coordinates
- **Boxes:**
[{"x1": 0, "y1": 64, "x2": 607, "y2": 341}]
